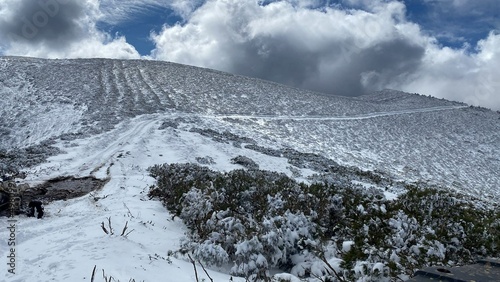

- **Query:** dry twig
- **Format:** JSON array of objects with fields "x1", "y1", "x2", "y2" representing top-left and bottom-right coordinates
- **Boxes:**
[
  {"x1": 188, "y1": 254, "x2": 200, "y2": 282},
  {"x1": 91, "y1": 265, "x2": 96, "y2": 282}
]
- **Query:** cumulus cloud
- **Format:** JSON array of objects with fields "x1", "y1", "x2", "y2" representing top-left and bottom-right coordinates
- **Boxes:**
[
  {"x1": 169, "y1": 0, "x2": 206, "y2": 19},
  {"x1": 391, "y1": 31, "x2": 500, "y2": 109},
  {"x1": 152, "y1": 0, "x2": 426, "y2": 96},
  {"x1": 151, "y1": 0, "x2": 500, "y2": 109},
  {"x1": 0, "y1": 0, "x2": 140, "y2": 59}
]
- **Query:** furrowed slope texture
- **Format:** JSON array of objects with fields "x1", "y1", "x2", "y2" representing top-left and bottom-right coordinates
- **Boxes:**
[
  {"x1": 1, "y1": 56, "x2": 499, "y2": 198},
  {"x1": 0, "y1": 56, "x2": 463, "y2": 148}
]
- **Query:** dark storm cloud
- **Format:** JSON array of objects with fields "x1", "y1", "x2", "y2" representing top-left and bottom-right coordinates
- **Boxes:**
[
  {"x1": 326, "y1": 39, "x2": 426, "y2": 96},
  {"x1": 233, "y1": 35, "x2": 322, "y2": 89},
  {"x1": 228, "y1": 36, "x2": 425, "y2": 97},
  {"x1": 152, "y1": 0, "x2": 429, "y2": 97},
  {"x1": 0, "y1": 0, "x2": 87, "y2": 48},
  {"x1": 150, "y1": 0, "x2": 500, "y2": 110}
]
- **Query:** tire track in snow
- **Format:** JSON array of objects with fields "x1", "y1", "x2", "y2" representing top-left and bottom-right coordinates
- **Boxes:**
[
  {"x1": 123, "y1": 63, "x2": 143, "y2": 105},
  {"x1": 74, "y1": 116, "x2": 160, "y2": 176}
]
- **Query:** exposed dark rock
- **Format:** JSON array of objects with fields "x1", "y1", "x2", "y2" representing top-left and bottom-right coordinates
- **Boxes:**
[
  {"x1": 231, "y1": 155, "x2": 259, "y2": 170},
  {"x1": 0, "y1": 176, "x2": 109, "y2": 217},
  {"x1": 0, "y1": 142, "x2": 63, "y2": 177}
]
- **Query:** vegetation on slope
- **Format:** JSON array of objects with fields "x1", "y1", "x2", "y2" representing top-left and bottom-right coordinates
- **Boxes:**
[{"x1": 148, "y1": 163, "x2": 499, "y2": 281}]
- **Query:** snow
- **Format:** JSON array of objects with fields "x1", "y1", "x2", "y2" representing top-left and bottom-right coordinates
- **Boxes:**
[
  {"x1": 372, "y1": 263, "x2": 385, "y2": 273},
  {"x1": 342, "y1": 241, "x2": 355, "y2": 252},
  {"x1": 2, "y1": 114, "x2": 267, "y2": 281},
  {"x1": 2, "y1": 57, "x2": 498, "y2": 200},
  {"x1": 1, "y1": 57, "x2": 499, "y2": 281},
  {"x1": 273, "y1": 273, "x2": 302, "y2": 282},
  {"x1": 383, "y1": 191, "x2": 398, "y2": 201},
  {"x1": 3, "y1": 111, "x2": 331, "y2": 281},
  {"x1": 351, "y1": 180, "x2": 399, "y2": 201}
]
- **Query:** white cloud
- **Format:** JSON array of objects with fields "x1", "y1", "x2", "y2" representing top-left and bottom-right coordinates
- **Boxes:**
[
  {"x1": 392, "y1": 32, "x2": 500, "y2": 109},
  {"x1": 99, "y1": 0, "x2": 170, "y2": 24},
  {"x1": 426, "y1": 0, "x2": 500, "y2": 15},
  {"x1": 170, "y1": 0, "x2": 206, "y2": 19},
  {"x1": 150, "y1": 0, "x2": 499, "y2": 110},
  {"x1": 98, "y1": 0, "x2": 205, "y2": 24},
  {"x1": 0, "y1": 0, "x2": 140, "y2": 59},
  {"x1": 6, "y1": 32, "x2": 141, "y2": 59},
  {"x1": 151, "y1": 0, "x2": 426, "y2": 95}
]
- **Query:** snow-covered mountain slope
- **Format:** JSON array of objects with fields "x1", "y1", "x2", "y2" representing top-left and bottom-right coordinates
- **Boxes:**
[
  {"x1": 1, "y1": 56, "x2": 496, "y2": 198},
  {"x1": 0, "y1": 56, "x2": 464, "y2": 147},
  {"x1": 0, "y1": 56, "x2": 499, "y2": 281}
]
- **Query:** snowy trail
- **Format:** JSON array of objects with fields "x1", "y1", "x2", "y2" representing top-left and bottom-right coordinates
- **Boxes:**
[
  {"x1": 4, "y1": 112, "x2": 305, "y2": 282},
  {"x1": 4, "y1": 114, "x2": 261, "y2": 282},
  {"x1": 207, "y1": 105, "x2": 468, "y2": 121},
  {"x1": 78, "y1": 116, "x2": 161, "y2": 176},
  {"x1": 27, "y1": 115, "x2": 162, "y2": 181}
]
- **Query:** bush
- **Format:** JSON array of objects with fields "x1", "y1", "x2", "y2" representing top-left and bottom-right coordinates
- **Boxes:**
[{"x1": 148, "y1": 163, "x2": 500, "y2": 281}]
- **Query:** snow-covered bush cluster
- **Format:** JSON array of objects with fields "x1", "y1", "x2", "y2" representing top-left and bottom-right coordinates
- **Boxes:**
[
  {"x1": 0, "y1": 142, "x2": 62, "y2": 178},
  {"x1": 189, "y1": 128, "x2": 257, "y2": 148},
  {"x1": 148, "y1": 163, "x2": 500, "y2": 281}
]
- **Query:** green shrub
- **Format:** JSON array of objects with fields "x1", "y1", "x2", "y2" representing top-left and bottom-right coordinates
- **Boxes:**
[{"x1": 148, "y1": 163, "x2": 500, "y2": 281}]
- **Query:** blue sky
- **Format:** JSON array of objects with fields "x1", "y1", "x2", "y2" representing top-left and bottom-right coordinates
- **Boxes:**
[
  {"x1": 97, "y1": 6, "x2": 180, "y2": 56},
  {"x1": 0, "y1": 0, "x2": 499, "y2": 110},
  {"x1": 403, "y1": 0, "x2": 498, "y2": 48},
  {"x1": 98, "y1": 2, "x2": 203, "y2": 57}
]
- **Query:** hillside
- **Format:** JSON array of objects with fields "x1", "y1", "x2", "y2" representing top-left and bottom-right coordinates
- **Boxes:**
[
  {"x1": 0, "y1": 56, "x2": 497, "y2": 198},
  {"x1": 0, "y1": 56, "x2": 464, "y2": 148},
  {"x1": 0, "y1": 57, "x2": 499, "y2": 281}
]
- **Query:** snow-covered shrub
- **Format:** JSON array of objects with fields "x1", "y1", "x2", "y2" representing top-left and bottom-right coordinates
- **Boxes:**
[
  {"x1": 149, "y1": 164, "x2": 322, "y2": 278},
  {"x1": 195, "y1": 156, "x2": 215, "y2": 165},
  {"x1": 158, "y1": 119, "x2": 180, "y2": 129},
  {"x1": 191, "y1": 240, "x2": 230, "y2": 266},
  {"x1": 232, "y1": 237, "x2": 269, "y2": 279},
  {"x1": 148, "y1": 163, "x2": 500, "y2": 281},
  {"x1": 0, "y1": 142, "x2": 62, "y2": 177}
]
